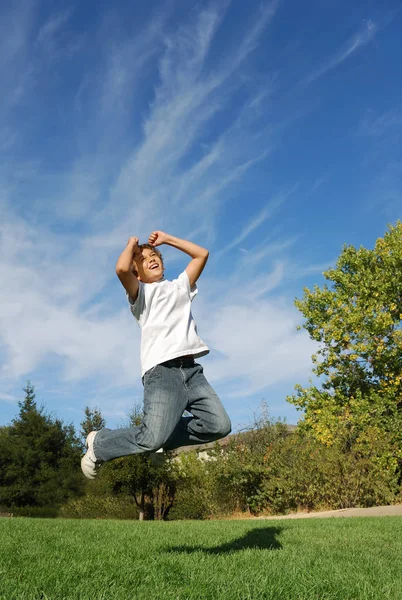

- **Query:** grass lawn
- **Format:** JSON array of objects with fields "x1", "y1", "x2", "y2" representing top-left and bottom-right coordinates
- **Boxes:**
[{"x1": 0, "y1": 516, "x2": 401, "y2": 600}]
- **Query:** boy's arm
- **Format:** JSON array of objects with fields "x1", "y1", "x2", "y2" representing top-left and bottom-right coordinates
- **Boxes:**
[
  {"x1": 148, "y1": 231, "x2": 209, "y2": 288},
  {"x1": 116, "y1": 237, "x2": 141, "y2": 300}
]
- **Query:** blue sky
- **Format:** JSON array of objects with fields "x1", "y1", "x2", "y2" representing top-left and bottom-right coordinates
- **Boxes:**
[{"x1": 1, "y1": 0, "x2": 401, "y2": 433}]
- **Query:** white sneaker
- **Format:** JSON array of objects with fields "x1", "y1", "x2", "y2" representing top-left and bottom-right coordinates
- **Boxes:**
[
  {"x1": 149, "y1": 448, "x2": 166, "y2": 467},
  {"x1": 81, "y1": 431, "x2": 100, "y2": 480}
]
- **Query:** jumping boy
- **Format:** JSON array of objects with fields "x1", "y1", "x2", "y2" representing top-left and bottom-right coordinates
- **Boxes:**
[{"x1": 81, "y1": 230, "x2": 231, "y2": 479}]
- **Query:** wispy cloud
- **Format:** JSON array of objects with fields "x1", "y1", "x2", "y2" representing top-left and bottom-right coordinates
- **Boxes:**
[
  {"x1": 216, "y1": 196, "x2": 284, "y2": 258},
  {"x1": 35, "y1": 8, "x2": 74, "y2": 48},
  {"x1": 0, "y1": 0, "x2": 333, "y2": 428},
  {"x1": 248, "y1": 261, "x2": 286, "y2": 298},
  {"x1": 0, "y1": 392, "x2": 17, "y2": 404},
  {"x1": 367, "y1": 160, "x2": 402, "y2": 222},
  {"x1": 238, "y1": 238, "x2": 297, "y2": 262},
  {"x1": 305, "y1": 19, "x2": 377, "y2": 83},
  {"x1": 198, "y1": 295, "x2": 316, "y2": 396},
  {"x1": 88, "y1": 2, "x2": 280, "y2": 245},
  {"x1": 0, "y1": 3, "x2": 34, "y2": 117},
  {"x1": 358, "y1": 107, "x2": 402, "y2": 137},
  {"x1": 0, "y1": 1, "x2": 285, "y2": 389}
]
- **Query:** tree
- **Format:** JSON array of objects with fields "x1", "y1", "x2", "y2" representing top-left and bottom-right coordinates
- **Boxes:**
[
  {"x1": 80, "y1": 406, "x2": 106, "y2": 441},
  {"x1": 0, "y1": 382, "x2": 84, "y2": 508},
  {"x1": 96, "y1": 404, "x2": 177, "y2": 520},
  {"x1": 19, "y1": 380, "x2": 36, "y2": 412},
  {"x1": 288, "y1": 222, "x2": 402, "y2": 474},
  {"x1": 212, "y1": 409, "x2": 290, "y2": 515}
]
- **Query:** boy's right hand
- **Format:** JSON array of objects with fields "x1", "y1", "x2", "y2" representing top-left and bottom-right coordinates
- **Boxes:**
[
  {"x1": 128, "y1": 236, "x2": 139, "y2": 247},
  {"x1": 128, "y1": 236, "x2": 141, "y2": 257},
  {"x1": 116, "y1": 237, "x2": 141, "y2": 301}
]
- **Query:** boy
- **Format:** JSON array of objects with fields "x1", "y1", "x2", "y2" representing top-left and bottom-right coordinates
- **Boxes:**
[{"x1": 81, "y1": 230, "x2": 231, "y2": 479}]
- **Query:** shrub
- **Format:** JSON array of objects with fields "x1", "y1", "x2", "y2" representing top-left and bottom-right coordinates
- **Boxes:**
[
  {"x1": 261, "y1": 431, "x2": 400, "y2": 514},
  {"x1": 1, "y1": 505, "x2": 59, "y2": 518},
  {"x1": 168, "y1": 451, "x2": 216, "y2": 520},
  {"x1": 211, "y1": 419, "x2": 291, "y2": 515},
  {"x1": 59, "y1": 495, "x2": 139, "y2": 520}
]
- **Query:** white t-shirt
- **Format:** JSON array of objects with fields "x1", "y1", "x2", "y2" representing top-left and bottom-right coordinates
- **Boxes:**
[{"x1": 128, "y1": 271, "x2": 209, "y2": 376}]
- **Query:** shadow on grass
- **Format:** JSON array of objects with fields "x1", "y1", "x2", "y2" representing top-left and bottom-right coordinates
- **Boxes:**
[{"x1": 166, "y1": 526, "x2": 282, "y2": 554}]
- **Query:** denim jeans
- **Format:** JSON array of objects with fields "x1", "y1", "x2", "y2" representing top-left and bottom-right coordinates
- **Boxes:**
[{"x1": 93, "y1": 357, "x2": 231, "y2": 462}]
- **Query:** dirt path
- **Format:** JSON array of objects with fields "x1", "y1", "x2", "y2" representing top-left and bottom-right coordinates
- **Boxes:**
[{"x1": 260, "y1": 504, "x2": 402, "y2": 520}]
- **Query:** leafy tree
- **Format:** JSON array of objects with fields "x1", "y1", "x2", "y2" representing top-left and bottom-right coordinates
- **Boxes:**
[
  {"x1": 261, "y1": 430, "x2": 399, "y2": 514},
  {"x1": 96, "y1": 404, "x2": 177, "y2": 520},
  {"x1": 80, "y1": 406, "x2": 106, "y2": 441},
  {"x1": 168, "y1": 450, "x2": 216, "y2": 520},
  {"x1": 0, "y1": 425, "x2": 12, "y2": 508},
  {"x1": 288, "y1": 222, "x2": 402, "y2": 475},
  {"x1": 213, "y1": 411, "x2": 290, "y2": 515},
  {"x1": 20, "y1": 380, "x2": 36, "y2": 411},
  {"x1": 0, "y1": 382, "x2": 84, "y2": 509}
]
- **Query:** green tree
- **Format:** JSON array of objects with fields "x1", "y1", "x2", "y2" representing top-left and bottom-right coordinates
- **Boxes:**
[
  {"x1": 80, "y1": 406, "x2": 106, "y2": 441},
  {"x1": 213, "y1": 410, "x2": 290, "y2": 515},
  {"x1": 97, "y1": 404, "x2": 177, "y2": 520},
  {"x1": 0, "y1": 382, "x2": 84, "y2": 509},
  {"x1": 288, "y1": 222, "x2": 402, "y2": 475},
  {"x1": 0, "y1": 425, "x2": 13, "y2": 508},
  {"x1": 169, "y1": 450, "x2": 216, "y2": 520},
  {"x1": 261, "y1": 430, "x2": 399, "y2": 514}
]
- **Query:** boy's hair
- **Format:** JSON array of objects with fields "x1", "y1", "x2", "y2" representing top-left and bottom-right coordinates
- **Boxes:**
[{"x1": 132, "y1": 244, "x2": 164, "y2": 277}]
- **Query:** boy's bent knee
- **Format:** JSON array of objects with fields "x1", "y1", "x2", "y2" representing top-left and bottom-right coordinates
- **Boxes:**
[
  {"x1": 136, "y1": 430, "x2": 166, "y2": 453},
  {"x1": 220, "y1": 416, "x2": 232, "y2": 438},
  {"x1": 212, "y1": 414, "x2": 231, "y2": 439},
  {"x1": 140, "y1": 438, "x2": 166, "y2": 453}
]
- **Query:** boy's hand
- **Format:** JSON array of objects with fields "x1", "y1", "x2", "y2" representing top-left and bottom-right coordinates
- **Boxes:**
[
  {"x1": 148, "y1": 231, "x2": 169, "y2": 247},
  {"x1": 128, "y1": 236, "x2": 139, "y2": 248},
  {"x1": 116, "y1": 237, "x2": 141, "y2": 301},
  {"x1": 128, "y1": 236, "x2": 141, "y2": 257},
  {"x1": 148, "y1": 233, "x2": 209, "y2": 287}
]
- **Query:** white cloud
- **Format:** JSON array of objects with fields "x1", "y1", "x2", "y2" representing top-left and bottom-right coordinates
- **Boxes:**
[
  {"x1": 96, "y1": 2, "x2": 280, "y2": 239},
  {"x1": 217, "y1": 199, "x2": 282, "y2": 258},
  {"x1": 35, "y1": 8, "x2": 74, "y2": 48},
  {"x1": 305, "y1": 19, "x2": 377, "y2": 83},
  {"x1": 0, "y1": 1, "x2": 319, "y2": 426},
  {"x1": 0, "y1": 215, "x2": 136, "y2": 382},
  {"x1": 199, "y1": 298, "x2": 316, "y2": 396},
  {"x1": 367, "y1": 161, "x2": 402, "y2": 221},
  {"x1": 0, "y1": 392, "x2": 17, "y2": 404},
  {"x1": 358, "y1": 107, "x2": 402, "y2": 137},
  {"x1": 0, "y1": 3, "x2": 35, "y2": 115}
]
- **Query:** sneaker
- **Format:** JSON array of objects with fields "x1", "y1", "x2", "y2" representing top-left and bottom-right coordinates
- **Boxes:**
[
  {"x1": 81, "y1": 431, "x2": 100, "y2": 479},
  {"x1": 149, "y1": 447, "x2": 166, "y2": 467}
]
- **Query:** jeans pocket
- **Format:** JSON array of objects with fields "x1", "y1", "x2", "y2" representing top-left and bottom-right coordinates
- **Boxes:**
[{"x1": 143, "y1": 364, "x2": 160, "y2": 385}]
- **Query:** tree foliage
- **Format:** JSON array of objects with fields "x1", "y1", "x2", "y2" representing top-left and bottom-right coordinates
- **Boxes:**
[
  {"x1": 261, "y1": 430, "x2": 399, "y2": 513},
  {"x1": 93, "y1": 404, "x2": 177, "y2": 520},
  {"x1": 80, "y1": 406, "x2": 106, "y2": 441},
  {"x1": 288, "y1": 222, "x2": 402, "y2": 473},
  {"x1": 0, "y1": 382, "x2": 84, "y2": 508},
  {"x1": 212, "y1": 413, "x2": 290, "y2": 515}
]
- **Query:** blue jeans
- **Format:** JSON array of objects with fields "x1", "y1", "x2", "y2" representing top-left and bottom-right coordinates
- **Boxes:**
[{"x1": 93, "y1": 357, "x2": 231, "y2": 462}]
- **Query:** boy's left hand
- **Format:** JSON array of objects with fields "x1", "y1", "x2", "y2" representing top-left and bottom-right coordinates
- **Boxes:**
[{"x1": 148, "y1": 230, "x2": 169, "y2": 247}]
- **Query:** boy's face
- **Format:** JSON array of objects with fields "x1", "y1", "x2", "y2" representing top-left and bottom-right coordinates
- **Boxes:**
[{"x1": 133, "y1": 247, "x2": 164, "y2": 283}]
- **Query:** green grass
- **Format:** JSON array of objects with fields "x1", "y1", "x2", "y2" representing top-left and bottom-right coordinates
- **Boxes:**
[{"x1": 0, "y1": 517, "x2": 401, "y2": 600}]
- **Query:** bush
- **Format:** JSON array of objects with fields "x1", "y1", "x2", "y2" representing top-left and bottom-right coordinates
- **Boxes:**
[
  {"x1": 210, "y1": 419, "x2": 291, "y2": 515},
  {"x1": 169, "y1": 417, "x2": 292, "y2": 519},
  {"x1": 168, "y1": 451, "x2": 217, "y2": 520},
  {"x1": 261, "y1": 431, "x2": 400, "y2": 514},
  {"x1": 0, "y1": 505, "x2": 59, "y2": 518},
  {"x1": 59, "y1": 495, "x2": 139, "y2": 520}
]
